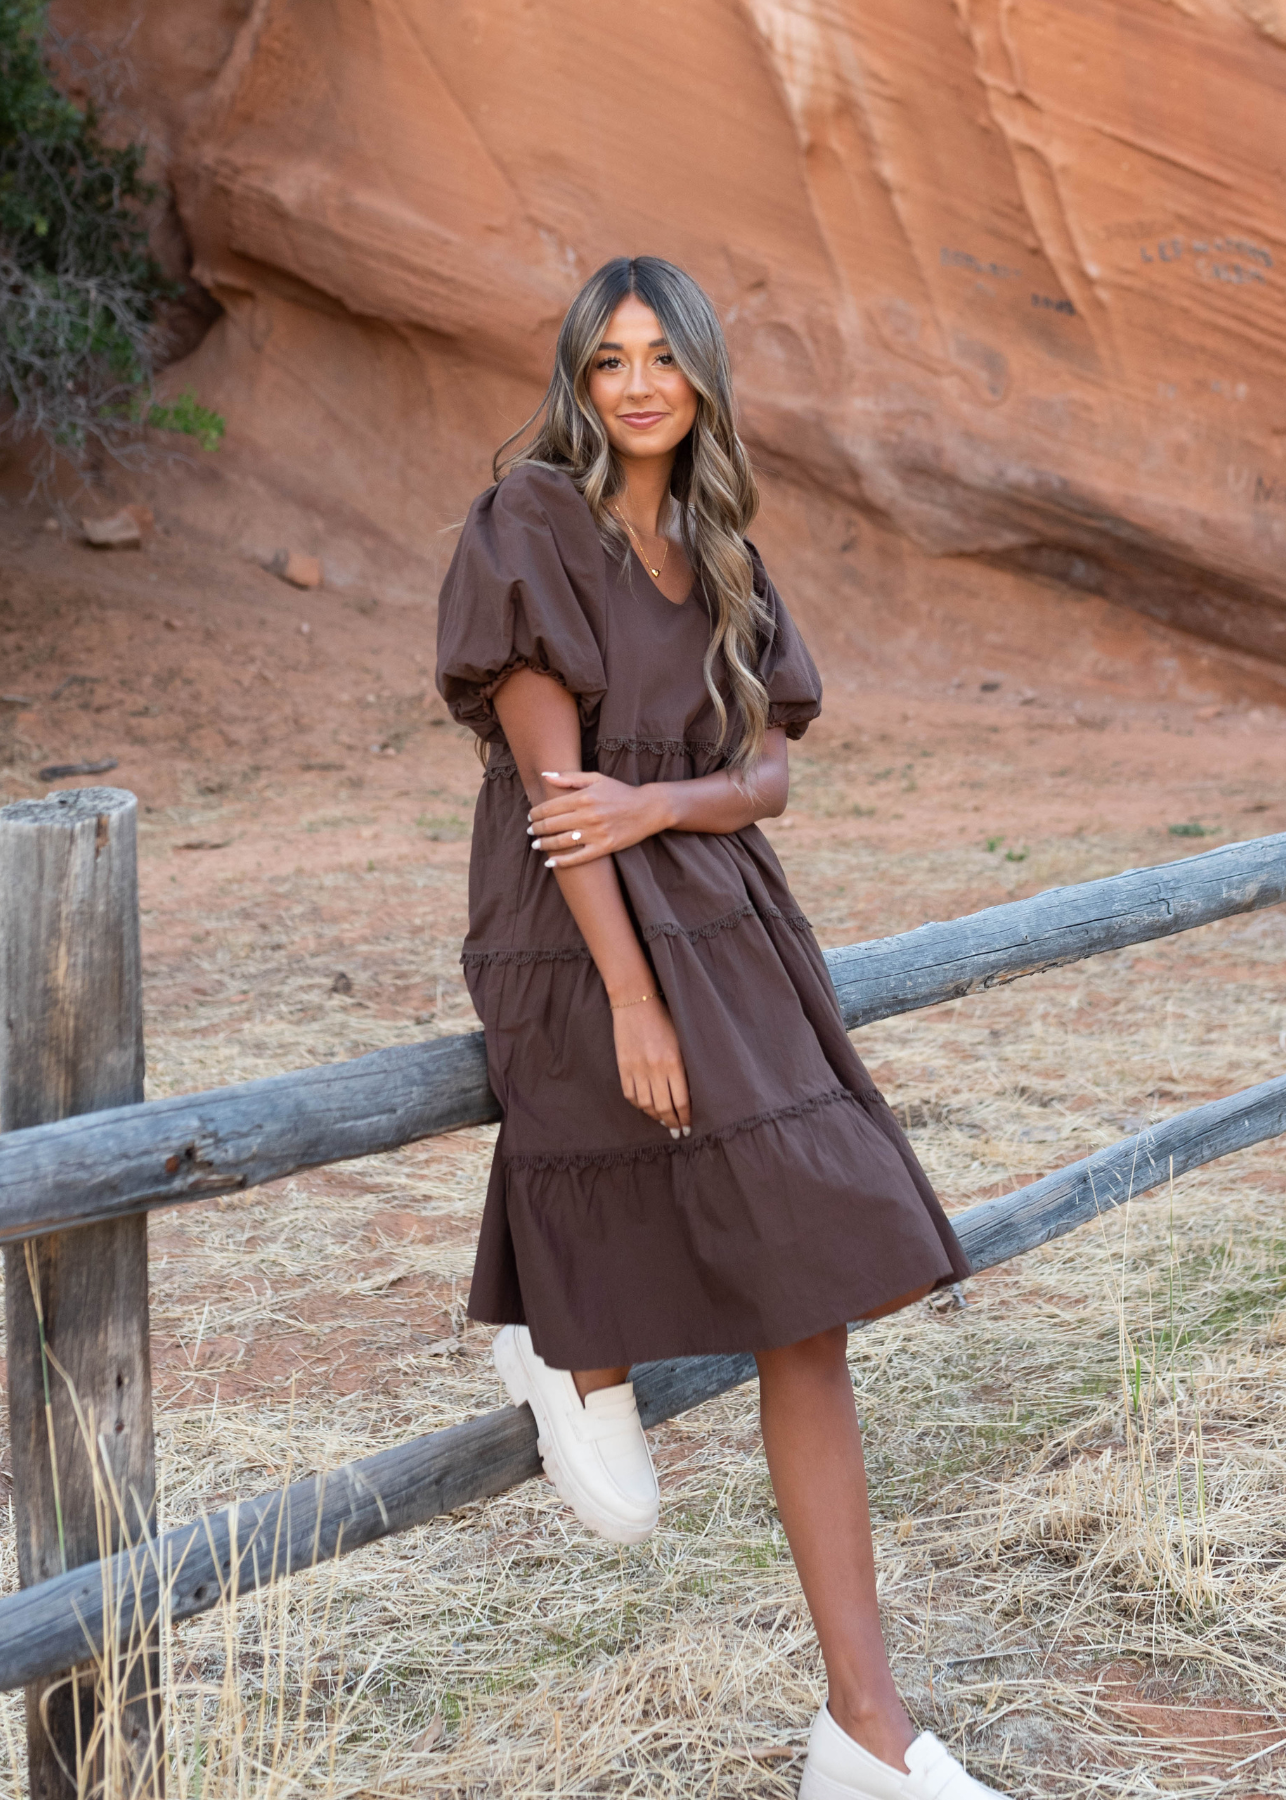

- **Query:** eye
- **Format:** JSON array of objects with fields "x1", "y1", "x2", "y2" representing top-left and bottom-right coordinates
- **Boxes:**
[
  {"x1": 655, "y1": 352, "x2": 675, "y2": 366},
  {"x1": 594, "y1": 355, "x2": 623, "y2": 371}
]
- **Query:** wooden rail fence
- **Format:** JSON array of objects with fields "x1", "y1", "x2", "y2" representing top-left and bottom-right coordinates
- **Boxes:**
[{"x1": 2, "y1": 789, "x2": 1284, "y2": 1795}]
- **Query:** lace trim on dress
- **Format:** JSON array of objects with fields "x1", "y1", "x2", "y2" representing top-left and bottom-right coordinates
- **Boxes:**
[
  {"x1": 597, "y1": 735, "x2": 723, "y2": 757},
  {"x1": 505, "y1": 1087, "x2": 854, "y2": 1173},
  {"x1": 464, "y1": 906, "x2": 809, "y2": 968},
  {"x1": 462, "y1": 945, "x2": 592, "y2": 967},
  {"x1": 641, "y1": 901, "x2": 811, "y2": 943}
]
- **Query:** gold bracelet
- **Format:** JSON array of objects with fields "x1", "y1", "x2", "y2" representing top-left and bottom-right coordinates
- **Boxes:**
[{"x1": 610, "y1": 992, "x2": 660, "y2": 1011}]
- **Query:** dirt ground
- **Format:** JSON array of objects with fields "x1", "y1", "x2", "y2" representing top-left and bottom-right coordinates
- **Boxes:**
[{"x1": 1, "y1": 505, "x2": 1286, "y2": 1797}]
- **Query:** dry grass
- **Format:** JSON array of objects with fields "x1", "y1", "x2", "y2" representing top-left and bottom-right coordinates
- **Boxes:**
[{"x1": 2, "y1": 769, "x2": 1286, "y2": 1796}]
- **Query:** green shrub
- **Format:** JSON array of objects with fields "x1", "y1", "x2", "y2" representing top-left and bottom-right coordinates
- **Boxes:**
[{"x1": 0, "y1": 0, "x2": 223, "y2": 474}]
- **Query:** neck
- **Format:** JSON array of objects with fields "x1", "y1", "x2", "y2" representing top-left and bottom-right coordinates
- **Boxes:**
[{"x1": 614, "y1": 452, "x2": 675, "y2": 537}]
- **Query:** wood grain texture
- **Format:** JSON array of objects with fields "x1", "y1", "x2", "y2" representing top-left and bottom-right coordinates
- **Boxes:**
[
  {"x1": 955, "y1": 1074, "x2": 1286, "y2": 1273},
  {"x1": 0, "y1": 1032, "x2": 499, "y2": 1241},
  {"x1": 0, "y1": 1407, "x2": 541, "y2": 1692},
  {"x1": 0, "y1": 832, "x2": 1282, "y2": 1244},
  {"x1": 824, "y1": 831, "x2": 1286, "y2": 1028},
  {"x1": 3, "y1": 1074, "x2": 1283, "y2": 1696},
  {"x1": 0, "y1": 790, "x2": 160, "y2": 1798}
]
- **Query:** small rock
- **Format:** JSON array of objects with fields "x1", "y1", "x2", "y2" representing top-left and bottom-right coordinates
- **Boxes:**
[
  {"x1": 979, "y1": 679, "x2": 1002, "y2": 692},
  {"x1": 270, "y1": 550, "x2": 323, "y2": 589},
  {"x1": 330, "y1": 971, "x2": 353, "y2": 996},
  {"x1": 42, "y1": 517, "x2": 59, "y2": 533},
  {"x1": 82, "y1": 511, "x2": 142, "y2": 550}
]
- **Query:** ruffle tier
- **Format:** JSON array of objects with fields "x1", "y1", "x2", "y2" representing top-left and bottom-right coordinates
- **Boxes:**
[
  {"x1": 463, "y1": 886, "x2": 969, "y2": 1368},
  {"x1": 472, "y1": 1080, "x2": 959, "y2": 1369}
]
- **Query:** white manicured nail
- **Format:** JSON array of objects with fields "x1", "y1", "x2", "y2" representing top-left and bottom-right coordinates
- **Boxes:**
[
  {"x1": 540, "y1": 771, "x2": 558, "y2": 778},
  {"x1": 670, "y1": 1127, "x2": 681, "y2": 1139},
  {"x1": 682, "y1": 1126, "x2": 691, "y2": 1137},
  {"x1": 530, "y1": 839, "x2": 541, "y2": 850},
  {"x1": 544, "y1": 857, "x2": 555, "y2": 868},
  {"x1": 526, "y1": 824, "x2": 534, "y2": 835}
]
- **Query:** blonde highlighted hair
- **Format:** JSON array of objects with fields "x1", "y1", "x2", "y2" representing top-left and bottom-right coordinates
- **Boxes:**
[{"x1": 495, "y1": 256, "x2": 771, "y2": 768}]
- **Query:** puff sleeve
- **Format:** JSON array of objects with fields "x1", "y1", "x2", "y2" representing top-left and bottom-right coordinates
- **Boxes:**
[
  {"x1": 749, "y1": 544, "x2": 823, "y2": 740},
  {"x1": 435, "y1": 464, "x2": 609, "y2": 744}
]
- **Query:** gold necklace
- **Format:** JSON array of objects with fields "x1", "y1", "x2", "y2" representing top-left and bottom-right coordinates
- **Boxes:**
[{"x1": 614, "y1": 506, "x2": 670, "y2": 581}]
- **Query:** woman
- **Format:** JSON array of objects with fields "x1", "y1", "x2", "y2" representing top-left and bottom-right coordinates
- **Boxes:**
[{"x1": 436, "y1": 256, "x2": 1002, "y2": 1800}]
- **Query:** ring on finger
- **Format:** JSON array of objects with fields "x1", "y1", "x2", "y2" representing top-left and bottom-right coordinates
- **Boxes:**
[{"x1": 571, "y1": 830, "x2": 582, "y2": 842}]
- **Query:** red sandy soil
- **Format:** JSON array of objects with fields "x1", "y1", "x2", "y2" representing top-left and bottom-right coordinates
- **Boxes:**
[
  {"x1": 3, "y1": 505, "x2": 1286, "y2": 1785},
  {"x1": 2, "y1": 504, "x2": 1284, "y2": 942},
  {"x1": 3, "y1": 499, "x2": 1283, "y2": 1373}
]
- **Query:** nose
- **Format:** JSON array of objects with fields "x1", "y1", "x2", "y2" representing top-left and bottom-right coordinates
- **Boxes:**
[{"x1": 624, "y1": 359, "x2": 655, "y2": 400}]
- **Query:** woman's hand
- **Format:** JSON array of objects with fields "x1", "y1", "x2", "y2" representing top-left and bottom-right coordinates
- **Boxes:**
[
  {"x1": 611, "y1": 994, "x2": 692, "y2": 1135},
  {"x1": 529, "y1": 731, "x2": 791, "y2": 866},
  {"x1": 529, "y1": 771, "x2": 669, "y2": 867}
]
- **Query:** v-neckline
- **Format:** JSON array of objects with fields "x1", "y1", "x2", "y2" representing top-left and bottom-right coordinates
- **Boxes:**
[{"x1": 627, "y1": 544, "x2": 693, "y2": 608}]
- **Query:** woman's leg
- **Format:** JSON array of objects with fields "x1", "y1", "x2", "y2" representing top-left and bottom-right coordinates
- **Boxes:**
[
  {"x1": 756, "y1": 1325, "x2": 915, "y2": 1770},
  {"x1": 573, "y1": 1365, "x2": 630, "y2": 1400}
]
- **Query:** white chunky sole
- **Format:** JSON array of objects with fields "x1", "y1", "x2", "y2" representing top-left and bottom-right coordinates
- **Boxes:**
[{"x1": 493, "y1": 1326, "x2": 657, "y2": 1545}]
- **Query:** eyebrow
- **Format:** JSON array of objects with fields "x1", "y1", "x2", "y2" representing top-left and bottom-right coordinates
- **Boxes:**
[{"x1": 598, "y1": 338, "x2": 669, "y2": 350}]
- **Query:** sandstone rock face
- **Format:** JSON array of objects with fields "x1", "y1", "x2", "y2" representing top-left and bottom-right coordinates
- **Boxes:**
[{"x1": 53, "y1": 0, "x2": 1286, "y2": 659}]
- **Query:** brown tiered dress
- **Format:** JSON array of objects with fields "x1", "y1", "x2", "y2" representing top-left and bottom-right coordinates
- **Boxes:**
[{"x1": 436, "y1": 463, "x2": 969, "y2": 1370}]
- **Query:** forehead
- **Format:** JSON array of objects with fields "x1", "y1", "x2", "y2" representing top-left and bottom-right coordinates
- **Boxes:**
[{"x1": 600, "y1": 294, "x2": 665, "y2": 342}]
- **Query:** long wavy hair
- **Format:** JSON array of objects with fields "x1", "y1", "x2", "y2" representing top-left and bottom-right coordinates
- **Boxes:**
[{"x1": 495, "y1": 256, "x2": 771, "y2": 768}]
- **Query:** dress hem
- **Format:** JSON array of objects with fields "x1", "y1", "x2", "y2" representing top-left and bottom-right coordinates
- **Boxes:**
[{"x1": 466, "y1": 1270, "x2": 961, "y2": 1370}]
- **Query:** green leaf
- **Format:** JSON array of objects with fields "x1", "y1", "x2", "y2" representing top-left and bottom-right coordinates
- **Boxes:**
[{"x1": 147, "y1": 387, "x2": 226, "y2": 452}]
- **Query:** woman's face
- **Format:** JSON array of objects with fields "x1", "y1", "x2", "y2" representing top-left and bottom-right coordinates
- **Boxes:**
[{"x1": 585, "y1": 295, "x2": 699, "y2": 464}]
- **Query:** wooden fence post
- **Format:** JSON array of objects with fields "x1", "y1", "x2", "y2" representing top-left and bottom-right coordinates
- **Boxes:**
[{"x1": 0, "y1": 789, "x2": 160, "y2": 1800}]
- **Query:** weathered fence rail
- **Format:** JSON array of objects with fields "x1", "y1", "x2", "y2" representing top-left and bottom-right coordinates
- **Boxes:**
[
  {"x1": 825, "y1": 828, "x2": 1286, "y2": 1027},
  {"x1": 3, "y1": 1070, "x2": 1284, "y2": 1694},
  {"x1": 2, "y1": 795, "x2": 1285, "y2": 1781},
  {"x1": 2, "y1": 830, "x2": 1283, "y2": 1244}
]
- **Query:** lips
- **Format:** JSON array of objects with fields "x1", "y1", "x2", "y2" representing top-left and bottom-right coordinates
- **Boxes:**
[{"x1": 619, "y1": 412, "x2": 667, "y2": 428}]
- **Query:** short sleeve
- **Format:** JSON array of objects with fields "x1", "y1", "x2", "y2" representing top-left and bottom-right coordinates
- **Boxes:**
[
  {"x1": 748, "y1": 544, "x2": 822, "y2": 740},
  {"x1": 435, "y1": 463, "x2": 608, "y2": 744}
]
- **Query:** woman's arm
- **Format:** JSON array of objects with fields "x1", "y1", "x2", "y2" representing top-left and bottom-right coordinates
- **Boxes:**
[
  {"x1": 491, "y1": 668, "x2": 690, "y2": 1134},
  {"x1": 528, "y1": 728, "x2": 789, "y2": 869}
]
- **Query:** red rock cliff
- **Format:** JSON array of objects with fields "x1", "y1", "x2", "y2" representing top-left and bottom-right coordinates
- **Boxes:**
[{"x1": 51, "y1": 0, "x2": 1286, "y2": 660}]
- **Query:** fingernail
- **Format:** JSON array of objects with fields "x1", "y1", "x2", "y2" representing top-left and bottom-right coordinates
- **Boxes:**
[
  {"x1": 682, "y1": 1126, "x2": 691, "y2": 1137},
  {"x1": 530, "y1": 839, "x2": 541, "y2": 850},
  {"x1": 544, "y1": 858, "x2": 555, "y2": 868},
  {"x1": 540, "y1": 771, "x2": 558, "y2": 778},
  {"x1": 526, "y1": 824, "x2": 534, "y2": 835},
  {"x1": 670, "y1": 1127, "x2": 681, "y2": 1140}
]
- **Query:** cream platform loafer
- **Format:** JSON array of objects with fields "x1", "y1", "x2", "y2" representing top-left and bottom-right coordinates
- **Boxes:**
[
  {"x1": 800, "y1": 1706, "x2": 1006, "y2": 1800},
  {"x1": 493, "y1": 1325, "x2": 659, "y2": 1545}
]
